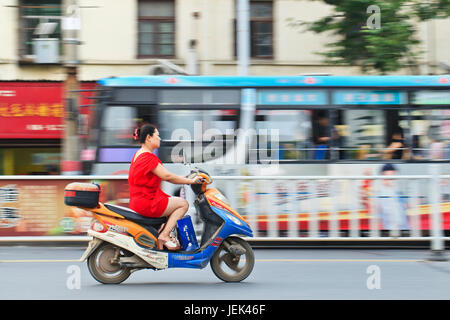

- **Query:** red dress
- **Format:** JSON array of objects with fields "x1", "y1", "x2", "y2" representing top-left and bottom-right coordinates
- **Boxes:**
[{"x1": 128, "y1": 152, "x2": 170, "y2": 218}]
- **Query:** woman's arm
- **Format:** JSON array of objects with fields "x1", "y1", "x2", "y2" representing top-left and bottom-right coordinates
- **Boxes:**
[
  {"x1": 382, "y1": 141, "x2": 403, "y2": 154},
  {"x1": 152, "y1": 163, "x2": 200, "y2": 184}
]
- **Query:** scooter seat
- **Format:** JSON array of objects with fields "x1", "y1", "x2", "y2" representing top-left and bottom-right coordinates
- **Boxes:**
[{"x1": 104, "y1": 203, "x2": 167, "y2": 227}]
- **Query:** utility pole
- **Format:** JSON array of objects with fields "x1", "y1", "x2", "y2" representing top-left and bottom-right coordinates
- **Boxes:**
[
  {"x1": 61, "y1": 0, "x2": 81, "y2": 175},
  {"x1": 237, "y1": 0, "x2": 250, "y2": 76}
]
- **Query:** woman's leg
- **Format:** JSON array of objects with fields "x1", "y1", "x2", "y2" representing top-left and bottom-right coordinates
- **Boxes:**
[{"x1": 157, "y1": 196, "x2": 188, "y2": 249}]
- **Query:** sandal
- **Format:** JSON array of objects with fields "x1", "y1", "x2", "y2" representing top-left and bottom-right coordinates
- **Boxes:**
[
  {"x1": 164, "y1": 239, "x2": 181, "y2": 251},
  {"x1": 157, "y1": 237, "x2": 181, "y2": 251}
]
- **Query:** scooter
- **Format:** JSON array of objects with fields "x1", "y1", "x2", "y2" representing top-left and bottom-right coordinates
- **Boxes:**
[{"x1": 64, "y1": 168, "x2": 254, "y2": 284}]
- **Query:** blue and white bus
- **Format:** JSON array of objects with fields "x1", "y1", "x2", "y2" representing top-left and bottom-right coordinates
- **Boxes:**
[{"x1": 81, "y1": 75, "x2": 450, "y2": 196}]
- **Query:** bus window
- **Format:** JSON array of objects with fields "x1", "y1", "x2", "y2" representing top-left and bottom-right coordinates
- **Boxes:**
[
  {"x1": 411, "y1": 109, "x2": 450, "y2": 160},
  {"x1": 338, "y1": 109, "x2": 384, "y2": 160},
  {"x1": 336, "y1": 109, "x2": 411, "y2": 160},
  {"x1": 158, "y1": 109, "x2": 239, "y2": 163},
  {"x1": 384, "y1": 109, "x2": 410, "y2": 160},
  {"x1": 254, "y1": 109, "x2": 312, "y2": 161},
  {"x1": 311, "y1": 110, "x2": 335, "y2": 160},
  {"x1": 100, "y1": 106, "x2": 136, "y2": 146}
]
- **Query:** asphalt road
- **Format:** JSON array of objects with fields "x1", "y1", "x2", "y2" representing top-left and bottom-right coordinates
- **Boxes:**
[{"x1": 1, "y1": 246, "x2": 450, "y2": 300}]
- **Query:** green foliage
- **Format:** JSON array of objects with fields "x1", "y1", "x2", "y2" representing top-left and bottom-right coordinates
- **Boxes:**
[
  {"x1": 287, "y1": 0, "x2": 449, "y2": 74},
  {"x1": 414, "y1": 0, "x2": 450, "y2": 20}
]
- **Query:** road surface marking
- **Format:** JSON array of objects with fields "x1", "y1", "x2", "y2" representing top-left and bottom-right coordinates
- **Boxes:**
[
  {"x1": 0, "y1": 259, "x2": 80, "y2": 263},
  {"x1": 255, "y1": 258, "x2": 424, "y2": 262}
]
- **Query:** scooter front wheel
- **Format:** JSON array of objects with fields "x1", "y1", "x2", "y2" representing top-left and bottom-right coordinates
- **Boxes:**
[
  {"x1": 87, "y1": 243, "x2": 131, "y2": 284},
  {"x1": 210, "y1": 236, "x2": 254, "y2": 282}
]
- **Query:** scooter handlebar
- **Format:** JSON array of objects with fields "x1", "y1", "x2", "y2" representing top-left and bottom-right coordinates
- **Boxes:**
[{"x1": 185, "y1": 170, "x2": 212, "y2": 184}]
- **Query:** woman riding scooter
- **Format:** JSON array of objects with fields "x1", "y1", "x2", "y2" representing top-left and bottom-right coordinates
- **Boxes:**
[{"x1": 128, "y1": 124, "x2": 203, "y2": 250}]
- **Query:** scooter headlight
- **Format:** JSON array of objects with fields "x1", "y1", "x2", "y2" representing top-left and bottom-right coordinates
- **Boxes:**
[{"x1": 225, "y1": 213, "x2": 243, "y2": 226}]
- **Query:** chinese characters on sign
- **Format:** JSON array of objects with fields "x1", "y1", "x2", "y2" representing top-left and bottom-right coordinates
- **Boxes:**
[
  {"x1": 0, "y1": 103, "x2": 64, "y2": 118},
  {"x1": 258, "y1": 90, "x2": 327, "y2": 105},
  {"x1": 332, "y1": 90, "x2": 407, "y2": 105},
  {"x1": 258, "y1": 90, "x2": 407, "y2": 106},
  {"x1": 0, "y1": 185, "x2": 20, "y2": 229},
  {"x1": 0, "y1": 84, "x2": 64, "y2": 139}
]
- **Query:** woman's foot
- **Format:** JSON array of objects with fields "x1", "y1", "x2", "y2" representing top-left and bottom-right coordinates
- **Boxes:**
[{"x1": 157, "y1": 235, "x2": 180, "y2": 251}]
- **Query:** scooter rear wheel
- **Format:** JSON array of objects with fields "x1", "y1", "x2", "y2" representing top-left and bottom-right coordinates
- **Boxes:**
[
  {"x1": 87, "y1": 243, "x2": 131, "y2": 284},
  {"x1": 210, "y1": 236, "x2": 254, "y2": 282}
]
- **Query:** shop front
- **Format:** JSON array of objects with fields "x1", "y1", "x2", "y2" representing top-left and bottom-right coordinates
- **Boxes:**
[{"x1": 0, "y1": 81, "x2": 96, "y2": 175}]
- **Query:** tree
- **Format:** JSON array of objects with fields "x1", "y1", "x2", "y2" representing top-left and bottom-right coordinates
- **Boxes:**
[{"x1": 287, "y1": 0, "x2": 450, "y2": 74}]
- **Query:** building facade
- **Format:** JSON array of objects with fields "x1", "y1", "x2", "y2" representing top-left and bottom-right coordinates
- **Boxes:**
[
  {"x1": 0, "y1": 0, "x2": 449, "y2": 174},
  {"x1": 1, "y1": 0, "x2": 449, "y2": 81}
]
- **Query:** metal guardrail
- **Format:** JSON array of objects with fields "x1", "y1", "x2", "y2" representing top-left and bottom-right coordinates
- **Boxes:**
[
  {"x1": 210, "y1": 166, "x2": 448, "y2": 259},
  {"x1": 0, "y1": 166, "x2": 448, "y2": 259},
  {"x1": 216, "y1": 176, "x2": 440, "y2": 235}
]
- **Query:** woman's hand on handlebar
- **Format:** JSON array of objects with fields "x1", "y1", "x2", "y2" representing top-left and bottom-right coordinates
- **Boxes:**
[{"x1": 188, "y1": 176, "x2": 204, "y2": 184}]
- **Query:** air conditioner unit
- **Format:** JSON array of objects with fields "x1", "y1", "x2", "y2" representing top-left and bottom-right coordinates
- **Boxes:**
[
  {"x1": 33, "y1": 38, "x2": 59, "y2": 63},
  {"x1": 150, "y1": 64, "x2": 171, "y2": 75},
  {"x1": 150, "y1": 59, "x2": 189, "y2": 75}
]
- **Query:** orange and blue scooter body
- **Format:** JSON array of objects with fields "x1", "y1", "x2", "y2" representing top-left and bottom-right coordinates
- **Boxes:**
[
  {"x1": 67, "y1": 169, "x2": 253, "y2": 272},
  {"x1": 168, "y1": 187, "x2": 253, "y2": 269}
]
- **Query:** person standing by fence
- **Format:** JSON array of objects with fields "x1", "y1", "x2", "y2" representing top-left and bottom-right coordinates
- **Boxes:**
[{"x1": 376, "y1": 164, "x2": 409, "y2": 235}]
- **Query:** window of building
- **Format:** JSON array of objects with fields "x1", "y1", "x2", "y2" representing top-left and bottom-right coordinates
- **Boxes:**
[
  {"x1": 234, "y1": 1, "x2": 273, "y2": 59},
  {"x1": 138, "y1": 0, "x2": 175, "y2": 58},
  {"x1": 19, "y1": 0, "x2": 62, "y2": 63}
]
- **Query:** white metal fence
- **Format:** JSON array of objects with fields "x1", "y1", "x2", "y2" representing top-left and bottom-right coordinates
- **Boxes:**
[
  {"x1": 0, "y1": 166, "x2": 449, "y2": 257},
  {"x1": 209, "y1": 165, "x2": 448, "y2": 255}
]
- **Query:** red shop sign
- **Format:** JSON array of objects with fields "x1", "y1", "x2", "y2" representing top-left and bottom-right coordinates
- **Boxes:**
[{"x1": 0, "y1": 82, "x2": 96, "y2": 139}]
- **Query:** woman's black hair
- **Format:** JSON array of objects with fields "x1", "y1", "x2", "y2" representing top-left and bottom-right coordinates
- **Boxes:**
[{"x1": 133, "y1": 124, "x2": 157, "y2": 144}]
